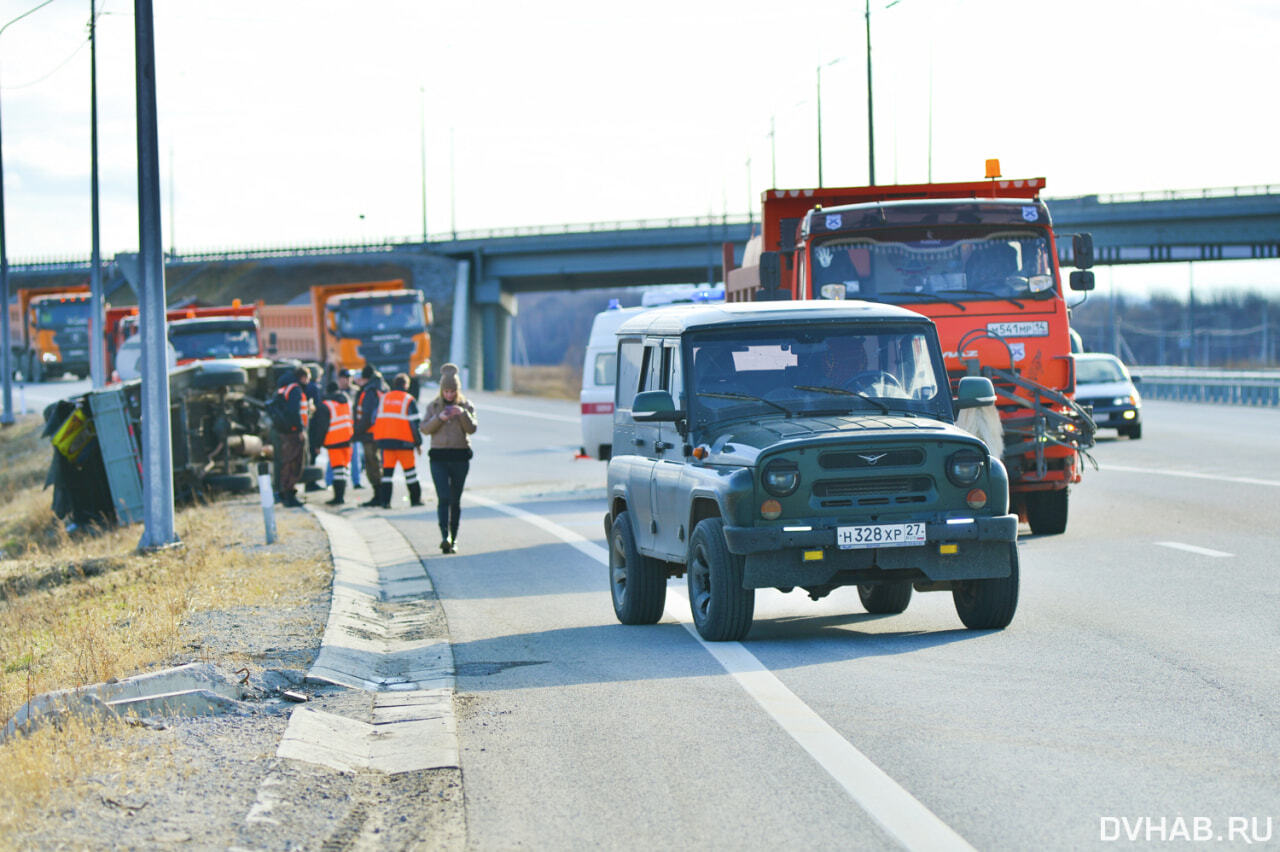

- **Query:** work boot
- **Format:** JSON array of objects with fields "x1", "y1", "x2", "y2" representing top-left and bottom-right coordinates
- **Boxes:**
[
  {"x1": 325, "y1": 481, "x2": 346, "y2": 506},
  {"x1": 280, "y1": 492, "x2": 304, "y2": 508},
  {"x1": 360, "y1": 485, "x2": 383, "y2": 508},
  {"x1": 408, "y1": 482, "x2": 423, "y2": 507},
  {"x1": 378, "y1": 482, "x2": 393, "y2": 509}
]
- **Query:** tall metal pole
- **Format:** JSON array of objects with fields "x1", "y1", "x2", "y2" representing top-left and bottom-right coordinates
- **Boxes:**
[
  {"x1": 0, "y1": 73, "x2": 11, "y2": 427},
  {"x1": 89, "y1": 0, "x2": 105, "y2": 388},
  {"x1": 419, "y1": 86, "x2": 427, "y2": 243},
  {"x1": 769, "y1": 115, "x2": 777, "y2": 188},
  {"x1": 134, "y1": 0, "x2": 177, "y2": 549},
  {"x1": 865, "y1": 0, "x2": 876, "y2": 186},
  {"x1": 816, "y1": 65, "x2": 824, "y2": 188}
]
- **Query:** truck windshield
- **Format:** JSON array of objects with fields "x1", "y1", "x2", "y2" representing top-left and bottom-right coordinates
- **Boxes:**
[
  {"x1": 169, "y1": 324, "x2": 260, "y2": 360},
  {"x1": 335, "y1": 301, "x2": 423, "y2": 336},
  {"x1": 687, "y1": 326, "x2": 945, "y2": 427},
  {"x1": 812, "y1": 228, "x2": 1055, "y2": 303},
  {"x1": 33, "y1": 299, "x2": 91, "y2": 329}
]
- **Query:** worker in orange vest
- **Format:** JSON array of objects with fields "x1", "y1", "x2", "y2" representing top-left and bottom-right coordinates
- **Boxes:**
[
  {"x1": 314, "y1": 381, "x2": 355, "y2": 506},
  {"x1": 370, "y1": 372, "x2": 423, "y2": 508}
]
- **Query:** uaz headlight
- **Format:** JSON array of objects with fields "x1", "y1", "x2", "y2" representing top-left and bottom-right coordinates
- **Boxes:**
[
  {"x1": 946, "y1": 449, "x2": 985, "y2": 487},
  {"x1": 762, "y1": 459, "x2": 800, "y2": 497}
]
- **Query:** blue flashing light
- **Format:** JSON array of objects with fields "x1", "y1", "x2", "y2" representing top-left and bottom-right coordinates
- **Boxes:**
[
  {"x1": 691, "y1": 288, "x2": 726, "y2": 303},
  {"x1": 607, "y1": 298, "x2": 621, "y2": 310}
]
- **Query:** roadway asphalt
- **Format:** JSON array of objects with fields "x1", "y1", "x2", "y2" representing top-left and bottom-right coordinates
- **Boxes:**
[{"x1": 383, "y1": 395, "x2": 1279, "y2": 851}]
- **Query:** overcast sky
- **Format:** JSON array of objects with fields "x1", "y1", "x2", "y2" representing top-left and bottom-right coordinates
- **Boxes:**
[{"x1": 4, "y1": 0, "x2": 1279, "y2": 298}]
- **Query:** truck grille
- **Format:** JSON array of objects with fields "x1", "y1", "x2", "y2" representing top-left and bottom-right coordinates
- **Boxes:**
[{"x1": 811, "y1": 476, "x2": 933, "y2": 507}]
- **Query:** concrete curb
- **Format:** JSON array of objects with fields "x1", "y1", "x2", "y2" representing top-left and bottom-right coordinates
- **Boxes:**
[
  {"x1": 276, "y1": 506, "x2": 458, "y2": 775},
  {"x1": 1, "y1": 662, "x2": 247, "y2": 741}
]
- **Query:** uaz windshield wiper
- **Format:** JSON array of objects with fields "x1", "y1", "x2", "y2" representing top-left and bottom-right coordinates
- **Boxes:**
[
  {"x1": 696, "y1": 390, "x2": 793, "y2": 417},
  {"x1": 792, "y1": 384, "x2": 889, "y2": 414}
]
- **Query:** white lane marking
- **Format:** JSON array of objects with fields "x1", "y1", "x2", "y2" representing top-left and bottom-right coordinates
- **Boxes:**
[
  {"x1": 466, "y1": 492, "x2": 976, "y2": 852},
  {"x1": 1104, "y1": 464, "x2": 1280, "y2": 488},
  {"x1": 478, "y1": 402, "x2": 579, "y2": 424},
  {"x1": 1155, "y1": 541, "x2": 1234, "y2": 558}
]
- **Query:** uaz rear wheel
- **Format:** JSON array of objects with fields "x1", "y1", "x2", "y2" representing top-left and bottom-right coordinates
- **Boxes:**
[{"x1": 609, "y1": 511, "x2": 665, "y2": 625}]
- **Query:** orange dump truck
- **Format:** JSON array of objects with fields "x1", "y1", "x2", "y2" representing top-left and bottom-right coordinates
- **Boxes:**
[
  {"x1": 725, "y1": 167, "x2": 1098, "y2": 534},
  {"x1": 260, "y1": 280, "x2": 432, "y2": 384},
  {"x1": 10, "y1": 286, "x2": 95, "y2": 381}
]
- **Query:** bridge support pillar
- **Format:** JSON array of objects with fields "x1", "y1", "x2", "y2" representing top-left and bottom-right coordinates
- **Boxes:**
[{"x1": 474, "y1": 277, "x2": 516, "y2": 392}]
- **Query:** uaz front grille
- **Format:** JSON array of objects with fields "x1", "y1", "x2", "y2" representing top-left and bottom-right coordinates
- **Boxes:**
[{"x1": 811, "y1": 476, "x2": 933, "y2": 507}]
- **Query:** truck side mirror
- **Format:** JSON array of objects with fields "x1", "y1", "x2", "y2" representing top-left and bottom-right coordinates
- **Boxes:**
[
  {"x1": 267, "y1": 331, "x2": 278, "y2": 356},
  {"x1": 1069, "y1": 270, "x2": 1095, "y2": 292},
  {"x1": 759, "y1": 251, "x2": 781, "y2": 291},
  {"x1": 1072, "y1": 233, "x2": 1094, "y2": 269},
  {"x1": 954, "y1": 376, "x2": 996, "y2": 410}
]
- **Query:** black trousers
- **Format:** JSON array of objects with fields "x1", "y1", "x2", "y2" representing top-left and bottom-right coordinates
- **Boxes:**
[{"x1": 429, "y1": 457, "x2": 470, "y2": 539}]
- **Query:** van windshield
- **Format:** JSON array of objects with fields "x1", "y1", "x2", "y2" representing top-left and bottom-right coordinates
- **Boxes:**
[{"x1": 686, "y1": 325, "x2": 946, "y2": 427}]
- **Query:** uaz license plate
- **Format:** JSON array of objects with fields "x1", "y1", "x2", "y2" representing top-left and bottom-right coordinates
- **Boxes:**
[{"x1": 836, "y1": 522, "x2": 926, "y2": 550}]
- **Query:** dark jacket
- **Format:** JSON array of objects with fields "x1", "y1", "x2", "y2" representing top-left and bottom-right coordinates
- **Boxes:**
[
  {"x1": 354, "y1": 377, "x2": 386, "y2": 443},
  {"x1": 275, "y1": 374, "x2": 306, "y2": 433}
]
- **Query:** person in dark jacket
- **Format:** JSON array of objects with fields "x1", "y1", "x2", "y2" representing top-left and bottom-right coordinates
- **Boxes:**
[
  {"x1": 370, "y1": 372, "x2": 422, "y2": 509},
  {"x1": 274, "y1": 366, "x2": 309, "y2": 507},
  {"x1": 355, "y1": 365, "x2": 387, "y2": 506},
  {"x1": 303, "y1": 364, "x2": 325, "y2": 491}
]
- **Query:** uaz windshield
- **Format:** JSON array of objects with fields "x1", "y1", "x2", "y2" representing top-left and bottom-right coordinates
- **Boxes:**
[
  {"x1": 687, "y1": 326, "x2": 945, "y2": 427},
  {"x1": 812, "y1": 228, "x2": 1054, "y2": 303},
  {"x1": 335, "y1": 301, "x2": 424, "y2": 336}
]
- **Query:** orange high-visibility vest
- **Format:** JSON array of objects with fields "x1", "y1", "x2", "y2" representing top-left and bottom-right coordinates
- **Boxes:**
[
  {"x1": 323, "y1": 399, "x2": 353, "y2": 446},
  {"x1": 278, "y1": 383, "x2": 308, "y2": 427},
  {"x1": 372, "y1": 390, "x2": 415, "y2": 443}
]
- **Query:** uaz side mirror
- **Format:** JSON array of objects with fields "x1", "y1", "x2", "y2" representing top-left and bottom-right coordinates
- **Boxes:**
[
  {"x1": 954, "y1": 376, "x2": 996, "y2": 410},
  {"x1": 631, "y1": 390, "x2": 683, "y2": 422}
]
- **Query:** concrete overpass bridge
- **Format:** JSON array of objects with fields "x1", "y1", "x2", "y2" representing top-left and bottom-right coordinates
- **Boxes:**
[{"x1": 11, "y1": 185, "x2": 1280, "y2": 390}]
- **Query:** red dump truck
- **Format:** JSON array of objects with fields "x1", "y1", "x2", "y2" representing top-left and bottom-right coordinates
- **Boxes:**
[
  {"x1": 259, "y1": 280, "x2": 432, "y2": 383},
  {"x1": 725, "y1": 166, "x2": 1097, "y2": 534}
]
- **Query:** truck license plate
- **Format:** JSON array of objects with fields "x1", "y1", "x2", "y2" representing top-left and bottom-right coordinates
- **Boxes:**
[{"x1": 836, "y1": 523, "x2": 926, "y2": 550}]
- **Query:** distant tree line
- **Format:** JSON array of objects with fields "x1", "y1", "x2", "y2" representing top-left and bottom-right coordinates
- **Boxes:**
[{"x1": 1071, "y1": 289, "x2": 1280, "y2": 368}]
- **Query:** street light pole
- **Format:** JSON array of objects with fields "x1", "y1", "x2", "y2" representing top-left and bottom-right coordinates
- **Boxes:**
[
  {"x1": 816, "y1": 66, "x2": 823, "y2": 188},
  {"x1": 89, "y1": 0, "x2": 105, "y2": 388},
  {"x1": 865, "y1": 0, "x2": 876, "y2": 186},
  {"x1": 0, "y1": 0, "x2": 57, "y2": 425}
]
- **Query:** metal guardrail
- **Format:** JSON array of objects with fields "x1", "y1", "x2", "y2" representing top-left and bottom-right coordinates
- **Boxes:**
[{"x1": 1132, "y1": 366, "x2": 1280, "y2": 407}]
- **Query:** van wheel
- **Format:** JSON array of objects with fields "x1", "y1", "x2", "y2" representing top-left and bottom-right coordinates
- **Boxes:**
[
  {"x1": 1025, "y1": 489, "x2": 1068, "y2": 535},
  {"x1": 857, "y1": 582, "x2": 912, "y2": 614},
  {"x1": 687, "y1": 518, "x2": 754, "y2": 641},
  {"x1": 609, "y1": 511, "x2": 665, "y2": 624},
  {"x1": 953, "y1": 543, "x2": 1019, "y2": 629}
]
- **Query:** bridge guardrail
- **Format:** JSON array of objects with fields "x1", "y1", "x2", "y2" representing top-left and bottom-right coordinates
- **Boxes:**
[{"x1": 1132, "y1": 366, "x2": 1280, "y2": 407}]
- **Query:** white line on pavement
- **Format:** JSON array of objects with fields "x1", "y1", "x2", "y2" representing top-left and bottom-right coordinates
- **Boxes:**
[
  {"x1": 465, "y1": 492, "x2": 976, "y2": 852},
  {"x1": 1104, "y1": 464, "x2": 1280, "y2": 488},
  {"x1": 1155, "y1": 541, "x2": 1234, "y2": 558},
  {"x1": 477, "y1": 402, "x2": 579, "y2": 424}
]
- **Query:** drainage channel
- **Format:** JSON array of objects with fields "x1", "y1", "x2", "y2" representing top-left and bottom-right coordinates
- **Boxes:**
[{"x1": 272, "y1": 508, "x2": 458, "y2": 775}]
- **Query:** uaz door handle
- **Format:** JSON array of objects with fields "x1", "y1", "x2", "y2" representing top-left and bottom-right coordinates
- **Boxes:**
[{"x1": 654, "y1": 441, "x2": 674, "y2": 452}]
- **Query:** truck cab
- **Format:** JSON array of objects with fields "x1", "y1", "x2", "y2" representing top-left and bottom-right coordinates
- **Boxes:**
[
  {"x1": 604, "y1": 300, "x2": 1019, "y2": 641},
  {"x1": 324, "y1": 289, "x2": 432, "y2": 384},
  {"x1": 25, "y1": 292, "x2": 93, "y2": 381}
]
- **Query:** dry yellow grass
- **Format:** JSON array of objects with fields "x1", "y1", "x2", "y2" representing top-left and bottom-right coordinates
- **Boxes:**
[
  {"x1": 0, "y1": 416, "x2": 62, "y2": 557},
  {"x1": 0, "y1": 423, "x2": 332, "y2": 837},
  {"x1": 511, "y1": 363, "x2": 581, "y2": 400}
]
